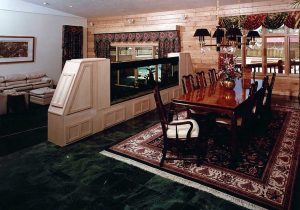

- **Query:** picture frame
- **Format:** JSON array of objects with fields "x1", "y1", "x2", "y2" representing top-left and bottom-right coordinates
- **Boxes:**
[{"x1": 0, "y1": 36, "x2": 35, "y2": 64}]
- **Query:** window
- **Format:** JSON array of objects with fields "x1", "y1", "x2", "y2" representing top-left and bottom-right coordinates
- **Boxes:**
[
  {"x1": 289, "y1": 35, "x2": 299, "y2": 74},
  {"x1": 243, "y1": 25, "x2": 299, "y2": 76},
  {"x1": 266, "y1": 37, "x2": 285, "y2": 74}
]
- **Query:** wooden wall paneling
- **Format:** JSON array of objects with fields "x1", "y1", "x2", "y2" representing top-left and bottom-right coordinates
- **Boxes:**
[{"x1": 90, "y1": 0, "x2": 295, "y2": 95}]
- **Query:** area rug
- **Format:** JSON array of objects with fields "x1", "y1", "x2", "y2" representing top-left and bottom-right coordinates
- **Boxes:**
[{"x1": 101, "y1": 105, "x2": 300, "y2": 210}]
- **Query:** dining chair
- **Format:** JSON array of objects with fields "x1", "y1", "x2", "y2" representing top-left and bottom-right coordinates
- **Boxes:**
[
  {"x1": 215, "y1": 81, "x2": 258, "y2": 129},
  {"x1": 153, "y1": 85, "x2": 206, "y2": 167},
  {"x1": 263, "y1": 72, "x2": 276, "y2": 112},
  {"x1": 182, "y1": 74, "x2": 215, "y2": 127},
  {"x1": 208, "y1": 68, "x2": 219, "y2": 84},
  {"x1": 195, "y1": 71, "x2": 208, "y2": 88},
  {"x1": 182, "y1": 74, "x2": 196, "y2": 94},
  {"x1": 252, "y1": 76, "x2": 269, "y2": 119}
]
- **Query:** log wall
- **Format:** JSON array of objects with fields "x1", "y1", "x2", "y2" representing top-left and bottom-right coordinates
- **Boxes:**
[{"x1": 87, "y1": 0, "x2": 300, "y2": 96}]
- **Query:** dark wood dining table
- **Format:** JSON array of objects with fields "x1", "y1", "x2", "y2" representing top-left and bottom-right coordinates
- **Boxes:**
[{"x1": 172, "y1": 78, "x2": 262, "y2": 152}]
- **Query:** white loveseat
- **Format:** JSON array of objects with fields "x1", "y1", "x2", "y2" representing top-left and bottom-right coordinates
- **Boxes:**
[{"x1": 0, "y1": 72, "x2": 53, "y2": 115}]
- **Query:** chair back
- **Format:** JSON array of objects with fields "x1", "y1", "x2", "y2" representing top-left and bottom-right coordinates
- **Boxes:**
[
  {"x1": 195, "y1": 71, "x2": 207, "y2": 88},
  {"x1": 249, "y1": 81, "x2": 258, "y2": 97},
  {"x1": 153, "y1": 85, "x2": 168, "y2": 125},
  {"x1": 254, "y1": 77, "x2": 268, "y2": 116},
  {"x1": 239, "y1": 81, "x2": 258, "y2": 127},
  {"x1": 265, "y1": 72, "x2": 276, "y2": 109},
  {"x1": 182, "y1": 74, "x2": 195, "y2": 94},
  {"x1": 208, "y1": 68, "x2": 218, "y2": 84}
]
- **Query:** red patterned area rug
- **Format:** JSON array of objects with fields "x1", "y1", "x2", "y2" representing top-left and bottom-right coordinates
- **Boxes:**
[{"x1": 101, "y1": 106, "x2": 300, "y2": 210}]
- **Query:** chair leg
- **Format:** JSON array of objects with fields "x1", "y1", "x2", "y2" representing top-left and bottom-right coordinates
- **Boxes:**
[
  {"x1": 160, "y1": 147, "x2": 167, "y2": 167},
  {"x1": 195, "y1": 139, "x2": 202, "y2": 167}
]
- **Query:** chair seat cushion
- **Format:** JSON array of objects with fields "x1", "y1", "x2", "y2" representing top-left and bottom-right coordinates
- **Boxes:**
[
  {"x1": 167, "y1": 119, "x2": 199, "y2": 139},
  {"x1": 216, "y1": 117, "x2": 242, "y2": 126}
]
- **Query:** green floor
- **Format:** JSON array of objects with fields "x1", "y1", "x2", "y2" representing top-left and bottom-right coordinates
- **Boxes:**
[{"x1": 0, "y1": 96, "x2": 299, "y2": 210}]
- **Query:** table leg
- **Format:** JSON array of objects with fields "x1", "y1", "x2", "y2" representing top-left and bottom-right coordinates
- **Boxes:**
[{"x1": 230, "y1": 112, "x2": 238, "y2": 162}]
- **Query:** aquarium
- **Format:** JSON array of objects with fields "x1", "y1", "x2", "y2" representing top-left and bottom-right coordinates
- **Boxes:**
[{"x1": 111, "y1": 57, "x2": 179, "y2": 104}]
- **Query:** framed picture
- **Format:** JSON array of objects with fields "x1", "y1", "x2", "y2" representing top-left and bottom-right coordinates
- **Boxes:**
[{"x1": 0, "y1": 36, "x2": 35, "y2": 64}]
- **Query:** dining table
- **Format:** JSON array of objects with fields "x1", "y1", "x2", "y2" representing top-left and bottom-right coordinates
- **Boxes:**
[{"x1": 172, "y1": 78, "x2": 262, "y2": 154}]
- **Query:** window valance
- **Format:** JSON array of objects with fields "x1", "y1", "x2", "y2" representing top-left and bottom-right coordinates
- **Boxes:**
[
  {"x1": 94, "y1": 30, "x2": 180, "y2": 58},
  {"x1": 219, "y1": 11, "x2": 300, "y2": 30}
]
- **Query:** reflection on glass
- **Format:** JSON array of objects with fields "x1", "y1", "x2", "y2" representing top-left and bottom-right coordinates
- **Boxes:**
[
  {"x1": 135, "y1": 47, "x2": 158, "y2": 60},
  {"x1": 246, "y1": 37, "x2": 263, "y2": 73},
  {"x1": 266, "y1": 24, "x2": 285, "y2": 33},
  {"x1": 266, "y1": 37, "x2": 285, "y2": 73},
  {"x1": 289, "y1": 28, "x2": 299, "y2": 34},
  {"x1": 111, "y1": 58, "x2": 179, "y2": 104},
  {"x1": 289, "y1": 35, "x2": 299, "y2": 74},
  {"x1": 118, "y1": 47, "x2": 134, "y2": 61}
]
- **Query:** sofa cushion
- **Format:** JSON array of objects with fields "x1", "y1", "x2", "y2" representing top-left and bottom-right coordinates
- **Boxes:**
[
  {"x1": 26, "y1": 72, "x2": 46, "y2": 79},
  {"x1": 4, "y1": 74, "x2": 27, "y2": 82},
  {"x1": 14, "y1": 86, "x2": 34, "y2": 92},
  {"x1": 32, "y1": 83, "x2": 51, "y2": 89},
  {"x1": 0, "y1": 76, "x2": 4, "y2": 83},
  {"x1": 0, "y1": 87, "x2": 7, "y2": 91},
  {"x1": 0, "y1": 83, "x2": 30, "y2": 91},
  {"x1": 5, "y1": 80, "x2": 27, "y2": 86},
  {"x1": 30, "y1": 81, "x2": 49, "y2": 86},
  {"x1": 27, "y1": 78, "x2": 42, "y2": 83}
]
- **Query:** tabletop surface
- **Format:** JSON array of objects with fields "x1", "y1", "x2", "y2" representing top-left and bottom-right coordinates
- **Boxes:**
[{"x1": 173, "y1": 79, "x2": 262, "y2": 110}]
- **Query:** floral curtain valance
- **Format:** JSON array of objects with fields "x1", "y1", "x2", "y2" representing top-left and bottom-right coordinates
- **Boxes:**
[
  {"x1": 219, "y1": 11, "x2": 300, "y2": 30},
  {"x1": 94, "y1": 30, "x2": 180, "y2": 58},
  {"x1": 94, "y1": 31, "x2": 179, "y2": 42}
]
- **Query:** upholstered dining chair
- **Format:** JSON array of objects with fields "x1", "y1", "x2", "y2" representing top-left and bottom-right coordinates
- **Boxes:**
[
  {"x1": 195, "y1": 71, "x2": 208, "y2": 88},
  {"x1": 153, "y1": 85, "x2": 205, "y2": 167},
  {"x1": 182, "y1": 74, "x2": 214, "y2": 126},
  {"x1": 208, "y1": 68, "x2": 219, "y2": 84},
  {"x1": 182, "y1": 74, "x2": 196, "y2": 94}
]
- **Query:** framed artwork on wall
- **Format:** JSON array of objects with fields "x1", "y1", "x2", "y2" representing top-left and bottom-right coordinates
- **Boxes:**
[{"x1": 0, "y1": 36, "x2": 35, "y2": 64}]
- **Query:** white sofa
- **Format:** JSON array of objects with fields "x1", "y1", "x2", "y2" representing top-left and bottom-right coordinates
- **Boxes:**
[{"x1": 0, "y1": 72, "x2": 53, "y2": 115}]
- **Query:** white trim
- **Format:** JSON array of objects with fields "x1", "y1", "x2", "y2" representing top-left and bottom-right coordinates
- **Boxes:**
[{"x1": 100, "y1": 150, "x2": 267, "y2": 210}]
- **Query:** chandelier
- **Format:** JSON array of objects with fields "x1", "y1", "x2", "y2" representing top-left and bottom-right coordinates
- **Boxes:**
[{"x1": 193, "y1": 0, "x2": 260, "y2": 54}]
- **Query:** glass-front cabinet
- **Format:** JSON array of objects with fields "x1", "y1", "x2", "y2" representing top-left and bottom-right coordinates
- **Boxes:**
[{"x1": 111, "y1": 57, "x2": 179, "y2": 104}]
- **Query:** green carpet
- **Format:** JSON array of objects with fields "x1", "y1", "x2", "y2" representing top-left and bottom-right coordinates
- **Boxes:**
[{"x1": 0, "y1": 99, "x2": 299, "y2": 210}]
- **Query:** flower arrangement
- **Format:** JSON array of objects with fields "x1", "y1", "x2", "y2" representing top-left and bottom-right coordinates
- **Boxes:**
[{"x1": 218, "y1": 54, "x2": 242, "y2": 81}]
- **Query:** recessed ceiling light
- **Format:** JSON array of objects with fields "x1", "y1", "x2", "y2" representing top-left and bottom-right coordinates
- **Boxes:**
[
  {"x1": 69, "y1": 5, "x2": 73, "y2": 8},
  {"x1": 43, "y1": 2, "x2": 49, "y2": 5}
]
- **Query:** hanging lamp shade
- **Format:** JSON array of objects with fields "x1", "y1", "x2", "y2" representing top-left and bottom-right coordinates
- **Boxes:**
[
  {"x1": 212, "y1": 26, "x2": 224, "y2": 38},
  {"x1": 212, "y1": 26, "x2": 225, "y2": 51},
  {"x1": 194, "y1": 28, "x2": 211, "y2": 43},
  {"x1": 194, "y1": 28, "x2": 211, "y2": 37}
]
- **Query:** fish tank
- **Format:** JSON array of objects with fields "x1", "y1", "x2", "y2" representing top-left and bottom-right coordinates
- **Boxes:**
[{"x1": 111, "y1": 57, "x2": 179, "y2": 104}]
